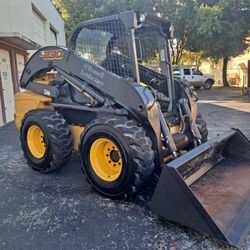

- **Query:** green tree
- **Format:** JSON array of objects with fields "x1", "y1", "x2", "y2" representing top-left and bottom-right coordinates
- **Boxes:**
[
  {"x1": 53, "y1": 0, "x2": 196, "y2": 65},
  {"x1": 53, "y1": 0, "x2": 154, "y2": 44},
  {"x1": 53, "y1": 0, "x2": 96, "y2": 43},
  {"x1": 153, "y1": 0, "x2": 197, "y2": 65},
  {"x1": 179, "y1": 50, "x2": 206, "y2": 68},
  {"x1": 53, "y1": 0, "x2": 250, "y2": 86},
  {"x1": 187, "y1": 0, "x2": 250, "y2": 86}
]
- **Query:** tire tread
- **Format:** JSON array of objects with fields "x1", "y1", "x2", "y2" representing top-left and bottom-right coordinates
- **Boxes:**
[
  {"x1": 21, "y1": 109, "x2": 72, "y2": 173},
  {"x1": 80, "y1": 116, "x2": 155, "y2": 196}
]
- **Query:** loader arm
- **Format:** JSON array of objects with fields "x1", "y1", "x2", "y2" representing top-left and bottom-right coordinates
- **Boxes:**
[{"x1": 20, "y1": 46, "x2": 155, "y2": 114}]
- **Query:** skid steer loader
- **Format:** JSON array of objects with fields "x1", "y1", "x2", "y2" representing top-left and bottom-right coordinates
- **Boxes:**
[{"x1": 14, "y1": 11, "x2": 250, "y2": 247}]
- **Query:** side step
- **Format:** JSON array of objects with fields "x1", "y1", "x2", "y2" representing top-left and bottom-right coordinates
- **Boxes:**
[{"x1": 151, "y1": 129, "x2": 250, "y2": 248}]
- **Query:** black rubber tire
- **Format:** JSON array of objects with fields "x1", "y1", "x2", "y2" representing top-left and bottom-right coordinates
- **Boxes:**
[
  {"x1": 20, "y1": 109, "x2": 72, "y2": 173},
  {"x1": 203, "y1": 80, "x2": 213, "y2": 90},
  {"x1": 79, "y1": 116, "x2": 155, "y2": 198},
  {"x1": 196, "y1": 113, "x2": 208, "y2": 142}
]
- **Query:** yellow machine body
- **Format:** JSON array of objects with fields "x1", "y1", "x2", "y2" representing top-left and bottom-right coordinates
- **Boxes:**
[
  {"x1": 14, "y1": 91, "x2": 83, "y2": 151},
  {"x1": 14, "y1": 91, "x2": 53, "y2": 130}
]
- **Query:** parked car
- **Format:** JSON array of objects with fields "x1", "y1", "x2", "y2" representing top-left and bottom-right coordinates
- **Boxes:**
[{"x1": 173, "y1": 66, "x2": 215, "y2": 90}]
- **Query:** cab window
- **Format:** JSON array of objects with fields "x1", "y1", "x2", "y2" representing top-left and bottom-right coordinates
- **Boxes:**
[
  {"x1": 184, "y1": 69, "x2": 191, "y2": 75},
  {"x1": 173, "y1": 69, "x2": 180, "y2": 76},
  {"x1": 193, "y1": 69, "x2": 203, "y2": 76},
  {"x1": 75, "y1": 28, "x2": 113, "y2": 64}
]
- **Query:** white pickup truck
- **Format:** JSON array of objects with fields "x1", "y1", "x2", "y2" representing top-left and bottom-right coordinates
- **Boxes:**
[{"x1": 173, "y1": 66, "x2": 215, "y2": 90}]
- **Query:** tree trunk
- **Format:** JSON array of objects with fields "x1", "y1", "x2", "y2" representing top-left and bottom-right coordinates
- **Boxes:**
[{"x1": 222, "y1": 57, "x2": 230, "y2": 87}]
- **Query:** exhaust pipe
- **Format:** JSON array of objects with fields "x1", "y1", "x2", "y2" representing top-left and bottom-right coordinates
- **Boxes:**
[{"x1": 151, "y1": 129, "x2": 250, "y2": 248}]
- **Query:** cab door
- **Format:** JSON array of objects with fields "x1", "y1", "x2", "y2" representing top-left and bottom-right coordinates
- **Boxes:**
[
  {"x1": 182, "y1": 68, "x2": 193, "y2": 82},
  {"x1": 0, "y1": 79, "x2": 4, "y2": 126},
  {"x1": 191, "y1": 69, "x2": 205, "y2": 86}
]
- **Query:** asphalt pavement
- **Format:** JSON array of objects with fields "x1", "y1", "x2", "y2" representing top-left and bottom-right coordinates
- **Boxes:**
[{"x1": 0, "y1": 87, "x2": 249, "y2": 250}]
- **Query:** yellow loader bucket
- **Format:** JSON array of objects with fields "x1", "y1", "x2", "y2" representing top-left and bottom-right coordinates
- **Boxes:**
[{"x1": 151, "y1": 129, "x2": 250, "y2": 248}]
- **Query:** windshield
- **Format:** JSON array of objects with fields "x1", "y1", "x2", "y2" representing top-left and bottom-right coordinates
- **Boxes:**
[
  {"x1": 74, "y1": 20, "x2": 132, "y2": 79},
  {"x1": 75, "y1": 28, "x2": 113, "y2": 64},
  {"x1": 135, "y1": 28, "x2": 162, "y2": 73},
  {"x1": 74, "y1": 22, "x2": 167, "y2": 84}
]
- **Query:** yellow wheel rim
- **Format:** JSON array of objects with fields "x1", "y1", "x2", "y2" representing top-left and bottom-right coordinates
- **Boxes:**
[
  {"x1": 90, "y1": 138, "x2": 123, "y2": 182},
  {"x1": 27, "y1": 125, "x2": 46, "y2": 159}
]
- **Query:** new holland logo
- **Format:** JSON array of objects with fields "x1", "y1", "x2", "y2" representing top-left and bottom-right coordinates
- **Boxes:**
[{"x1": 40, "y1": 49, "x2": 64, "y2": 60}]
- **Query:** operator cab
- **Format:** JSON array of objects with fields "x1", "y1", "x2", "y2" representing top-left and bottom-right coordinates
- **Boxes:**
[{"x1": 70, "y1": 11, "x2": 176, "y2": 111}]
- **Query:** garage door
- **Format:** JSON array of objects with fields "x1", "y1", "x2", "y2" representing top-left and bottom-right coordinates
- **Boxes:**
[
  {"x1": 32, "y1": 10, "x2": 45, "y2": 47},
  {"x1": 0, "y1": 49, "x2": 15, "y2": 123},
  {"x1": 16, "y1": 53, "x2": 25, "y2": 92},
  {"x1": 0, "y1": 94, "x2": 4, "y2": 126},
  {"x1": 16, "y1": 54, "x2": 25, "y2": 81}
]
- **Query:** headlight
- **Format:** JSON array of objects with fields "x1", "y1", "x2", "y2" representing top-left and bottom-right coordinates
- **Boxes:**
[{"x1": 139, "y1": 13, "x2": 146, "y2": 23}]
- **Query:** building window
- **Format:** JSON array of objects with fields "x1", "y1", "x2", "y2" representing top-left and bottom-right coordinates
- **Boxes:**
[
  {"x1": 50, "y1": 27, "x2": 57, "y2": 45},
  {"x1": 32, "y1": 7, "x2": 46, "y2": 47},
  {"x1": 184, "y1": 69, "x2": 191, "y2": 75}
]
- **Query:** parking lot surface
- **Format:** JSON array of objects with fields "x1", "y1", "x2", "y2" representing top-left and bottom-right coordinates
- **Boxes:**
[{"x1": 0, "y1": 87, "x2": 250, "y2": 250}]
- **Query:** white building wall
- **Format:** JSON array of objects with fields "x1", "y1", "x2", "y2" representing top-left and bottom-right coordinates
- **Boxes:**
[
  {"x1": 0, "y1": 0, "x2": 65, "y2": 47},
  {"x1": 200, "y1": 49, "x2": 250, "y2": 87},
  {"x1": 0, "y1": 0, "x2": 65, "y2": 126}
]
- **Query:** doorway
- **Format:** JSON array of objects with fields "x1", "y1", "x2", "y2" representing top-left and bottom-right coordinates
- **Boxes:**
[
  {"x1": 248, "y1": 60, "x2": 250, "y2": 88},
  {"x1": 0, "y1": 48, "x2": 15, "y2": 124}
]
